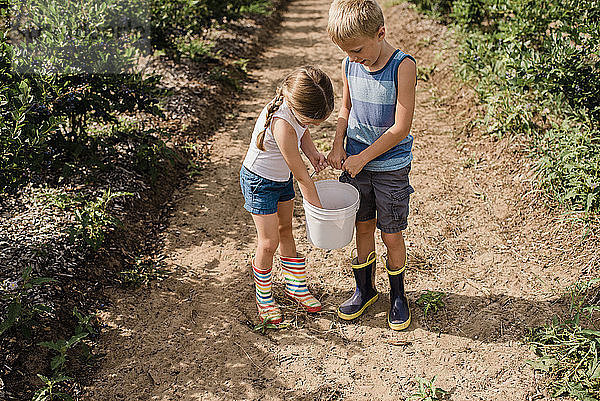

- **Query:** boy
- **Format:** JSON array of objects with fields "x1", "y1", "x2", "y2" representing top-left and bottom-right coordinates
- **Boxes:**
[{"x1": 326, "y1": 0, "x2": 416, "y2": 330}]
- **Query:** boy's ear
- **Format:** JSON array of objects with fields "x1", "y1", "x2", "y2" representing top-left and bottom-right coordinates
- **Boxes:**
[{"x1": 377, "y1": 26, "x2": 386, "y2": 40}]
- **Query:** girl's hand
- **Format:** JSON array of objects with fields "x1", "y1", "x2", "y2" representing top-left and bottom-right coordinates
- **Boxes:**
[
  {"x1": 342, "y1": 154, "x2": 367, "y2": 178},
  {"x1": 309, "y1": 152, "x2": 328, "y2": 173},
  {"x1": 327, "y1": 144, "x2": 347, "y2": 170}
]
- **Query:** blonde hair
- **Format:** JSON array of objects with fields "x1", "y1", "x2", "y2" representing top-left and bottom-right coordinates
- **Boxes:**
[
  {"x1": 327, "y1": 0, "x2": 385, "y2": 44},
  {"x1": 256, "y1": 65, "x2": 334, "y2": 151}
]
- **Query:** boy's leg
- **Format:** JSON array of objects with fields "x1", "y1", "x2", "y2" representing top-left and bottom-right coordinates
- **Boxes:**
[
  {"x1": 338, "y1": 218, "x2": 379, "y2": 321},
  {"x1": 374, "y1": 164, "x2": 413, "y2": 330},
  {"x1": 356, "y1": 218, "x2": 376, "y2": 263},
  {"x1": 381, "y1": 231, "x2": 407, "y2": 270},
  {"x1": 251, "y1": 213, "x2": 282, "y2": 324},
  {"x1": 382, "y1": 233, "x2": 410, "y2": 330},
  {"x1": 338, "y1": 171, "x2": 379, "y2": 320}
]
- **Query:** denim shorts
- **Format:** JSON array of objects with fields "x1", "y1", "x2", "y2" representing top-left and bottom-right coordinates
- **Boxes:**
[
  {"x1": 240, "y1": 166, "x2": 295, "y2": 215},
  {"x1": 340, "y1": 164, "x2": 414, "y2": 233}
]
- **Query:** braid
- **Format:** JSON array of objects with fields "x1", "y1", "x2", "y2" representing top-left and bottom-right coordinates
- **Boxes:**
[{"x1": 256, "y1": 90, "x2": 284, "y2": 151}]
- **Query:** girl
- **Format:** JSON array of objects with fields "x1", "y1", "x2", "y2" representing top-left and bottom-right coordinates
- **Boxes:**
[{"x1": 240, "y1": 66, "x2": 335, "y2": 324}]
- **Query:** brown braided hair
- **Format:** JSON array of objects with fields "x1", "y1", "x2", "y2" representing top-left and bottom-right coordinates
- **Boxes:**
[{"x1": 256, "y1": 65, "x2": 335, "y2": 151}]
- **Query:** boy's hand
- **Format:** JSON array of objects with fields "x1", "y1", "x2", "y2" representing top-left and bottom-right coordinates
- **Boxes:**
[
  {"x1": 309, "y1": 152, "x2": 328, "y2": 173},
  {"x1": 327, "y1": 145, "x2": 347, "y2": 170},
  {"x1": 342, "y1": 154, "x2": 367, "y2": 178}
]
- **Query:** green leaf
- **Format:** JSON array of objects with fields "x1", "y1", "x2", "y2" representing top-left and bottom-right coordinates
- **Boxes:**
[
  {"x1": 32, "y1": 387, "x2": 50, "y2": 401},
  {"x1": 39, "y1": 341, "x2": 62, "y2": 352},
  {"x1": 29, "y1": 277, "x2": 57, "y2": 286},
  {"x1": 66, "y1": 332, "x2": 88, "y2": 348},
  {"x1": 22, "y1": 265, "x2": 33, "y2": 282},
  {"x1": 56, "y1": 393, "x2": 74, "y2": 401},
  {"x1": 36, "y1": 374, "x2": 51, "y2": 385},
  {"x1": 32, "y1": 304, "x2": 54, "y2": 315},
  {"x1": 0, "y1": 300, "x2": 22, "y2": 335},
  {"x1": 51, "y1": 354, "x2": 66, "y2": 371}
]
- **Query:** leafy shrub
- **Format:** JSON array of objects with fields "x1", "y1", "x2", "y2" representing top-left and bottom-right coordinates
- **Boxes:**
[
  {"x1": 525, "y1": 279, "x2": 600, "y2": 400},
  {"x1": 1, "y1": 0, "x2": 164, "y2": 192},
  {"x1": 408, "y1": 0, "x2": 600, "y2": 213},
  {"x1": 0, "y1": 266, "x2": 55, "y2": 337},
  {"x1": 150, "y1": 0, "x2": 275, "y2": 54}
]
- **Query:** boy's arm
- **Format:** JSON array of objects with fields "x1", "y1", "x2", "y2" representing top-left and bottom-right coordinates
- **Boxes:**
[
  {"x1": 342, "y1": 58, "x2": 416, "y2": 178},
  {"x1": 300, "y1": 129, "x2": 328, "y2": 173},
  {"x1": 272, "y1": 118, "x2": 323, "y2": 208},
  {"x1": 327, "y1": 58, "x2": 351, "y2": 170}
]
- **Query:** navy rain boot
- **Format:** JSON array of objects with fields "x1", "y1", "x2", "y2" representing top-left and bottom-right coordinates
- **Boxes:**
[
  {"x1": 338, "y1": 251, "x2": 379, "y2": 320},
  {"x1": 386, "y1": 258, "x2": 411, "y2": 330}
]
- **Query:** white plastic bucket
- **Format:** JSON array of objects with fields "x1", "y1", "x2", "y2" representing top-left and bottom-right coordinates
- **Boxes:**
[{"x1": 303, "y1": 180, "x2": 360, "y2": 250}]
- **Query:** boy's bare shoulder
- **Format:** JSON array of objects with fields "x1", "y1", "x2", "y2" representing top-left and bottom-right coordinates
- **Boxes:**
[{"x1": 397, "y1": 54, "x2": 416, "y2": 79}]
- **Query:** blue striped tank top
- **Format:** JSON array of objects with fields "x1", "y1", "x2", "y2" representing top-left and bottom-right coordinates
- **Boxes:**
[{"x1": 345, "y1": 49, "x2": 416, "y2": 171}]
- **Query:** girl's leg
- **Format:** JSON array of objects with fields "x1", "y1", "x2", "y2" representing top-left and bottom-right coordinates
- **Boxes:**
[
  {"x1": 251, "y1": 213, "x2": 282, "y2": 323},
  {"x1": 276, "y1": 200, "x2": 321, "y2": 312},
  {"x1": 276, "y1": 199, "x2": 296, "y2": 257},
  {"x1": 252, "y1": 213, "x2": 280, "y2": 268},
  {"x1": 356, "y1": 218, "x2": 377, "y2": 263}
]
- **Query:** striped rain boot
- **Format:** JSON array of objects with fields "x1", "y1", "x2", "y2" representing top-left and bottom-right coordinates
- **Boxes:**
[
  {"x1": 337, "y1": 251, "x2": 379, "y2": 320},
  {"x1": 280, "y1": 255, "x2": 322, "y2": 313},
  {"x1": 386, "y1": 257, "x2": 411, "y2": 331},
  {"x1": 252, "y1": 259, "x2": 283, "y2": 324}
]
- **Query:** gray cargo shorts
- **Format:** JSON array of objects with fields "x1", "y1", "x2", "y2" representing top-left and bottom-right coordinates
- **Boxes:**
[{"x1": 339, "y1": 164, "x2": 414, "y2": 233}]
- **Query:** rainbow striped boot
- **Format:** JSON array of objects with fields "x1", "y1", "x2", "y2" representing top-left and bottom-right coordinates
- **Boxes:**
[
  {"x1": 252, "y1": 259, "x2": 283, "y2": 324},
  {"x1": 280, "y1": 255, "x2": 322, "y2": 313}
]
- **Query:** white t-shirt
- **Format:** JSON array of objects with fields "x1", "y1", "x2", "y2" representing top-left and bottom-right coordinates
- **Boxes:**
[{"x1": 243, "y1": 99, "x2": 307, "y2": 182}]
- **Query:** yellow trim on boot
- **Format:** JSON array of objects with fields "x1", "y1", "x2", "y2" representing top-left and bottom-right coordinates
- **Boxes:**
[
  {"x1": 337, "y1": 293, "x2": 379, "y2": 320},
  {"x1": 388, "y1": 311, "x2": 411, "y2": 331},
  {"x1": 383, "y1": 254, "x2": 407, "y2": 275},
  {"x1": 352, "y1": 251, "x2": 377, "y2": 269}
]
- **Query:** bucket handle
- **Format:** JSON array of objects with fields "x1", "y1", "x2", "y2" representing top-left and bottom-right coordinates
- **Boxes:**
[{"x1": 310, "y1": 165, "x2": 333, "y2": 178}]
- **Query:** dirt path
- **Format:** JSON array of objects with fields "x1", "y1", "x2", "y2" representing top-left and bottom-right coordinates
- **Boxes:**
[{"x1": 84, "y1": 1, "x2": 589, "y2": 399}]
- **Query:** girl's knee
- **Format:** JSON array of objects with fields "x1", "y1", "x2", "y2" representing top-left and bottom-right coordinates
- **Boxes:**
[
  {"x1": 257, "y1": 238, "x2": 279, "y2": 255},
  {"x1": 278, "y1": 221, "x2": 293, "y2": 236}
]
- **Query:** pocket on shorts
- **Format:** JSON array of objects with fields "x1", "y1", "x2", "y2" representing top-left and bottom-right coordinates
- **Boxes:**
[{"x1": 390, "y1": 185, "x2": 415, "y2": 221}]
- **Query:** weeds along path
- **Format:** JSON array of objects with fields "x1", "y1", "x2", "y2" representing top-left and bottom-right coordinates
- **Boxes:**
[{"x1": 85, "y1": 1, "x2": 589, "y2": 399}]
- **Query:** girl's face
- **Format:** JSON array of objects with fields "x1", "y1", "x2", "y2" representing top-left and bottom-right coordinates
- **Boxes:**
[{"x1": 291, "y1": 108, "x2": 329, "y2": 128}]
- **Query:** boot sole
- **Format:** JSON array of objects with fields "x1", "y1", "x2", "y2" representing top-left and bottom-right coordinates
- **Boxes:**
[
  {"x1": 285, "y1": 293, "x2": 322, "y2": 313},
  {"x1": 387, "y1": 312, "x2": 411, "y2": 331},
  {"x1": 337, "y1": 293, "x2": 379, "y2": 320}
]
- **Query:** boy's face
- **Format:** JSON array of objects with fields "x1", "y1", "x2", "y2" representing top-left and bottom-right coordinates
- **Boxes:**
[{"x1": 336, "y1": 27, "x2": 385, "y2": 67}]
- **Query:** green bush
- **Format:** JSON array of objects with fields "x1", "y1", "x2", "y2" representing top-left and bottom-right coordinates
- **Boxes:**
[
  {"x1": 1, "y1": 0, "x2": 163, "y2": 192},
  {"x1": 150, "y1": 0, "x2": 274, "y2": 54},
  {"x1": 408, "y1": 0, "x2": 600, "y2": 213}
]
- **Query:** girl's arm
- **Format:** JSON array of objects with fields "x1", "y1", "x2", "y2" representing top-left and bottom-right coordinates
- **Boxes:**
[
  {"x1": 327, "y1": 58, "x2": 351, "y2": 170},
  {"x1": 342, "y1": 58, "x2": 416, "y2": 178},
  {"x1": 300, "y1": 129, "x2": 328, "y2": 174},
  {"x1": 272, "y1": 118, "x2": 323, "y2": 208}
]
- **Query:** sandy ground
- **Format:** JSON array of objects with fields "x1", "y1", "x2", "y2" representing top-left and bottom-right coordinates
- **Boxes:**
[{"x1": 84, "y1": 1, "x2": 595, "y2": 399}]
